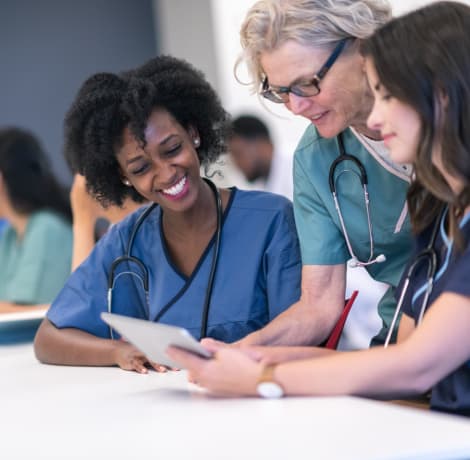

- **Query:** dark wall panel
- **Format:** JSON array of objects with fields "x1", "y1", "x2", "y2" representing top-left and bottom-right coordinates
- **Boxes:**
[{"x1": 0, "y1": 0, "x2": 157, "y2": 184}]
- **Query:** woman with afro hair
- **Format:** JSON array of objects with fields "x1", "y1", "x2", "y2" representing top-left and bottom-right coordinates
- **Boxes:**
[{"x1": 34, "y1": 55, "x2": 301, "y2": 373}]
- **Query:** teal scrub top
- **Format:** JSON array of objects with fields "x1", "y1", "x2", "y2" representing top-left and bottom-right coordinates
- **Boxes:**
[
  {"x1": 293, "y1": 126, "x2": 413, "y2": 345},
  {"x1": 0, "y1": 210, "x2": 72, "y2": 304}
]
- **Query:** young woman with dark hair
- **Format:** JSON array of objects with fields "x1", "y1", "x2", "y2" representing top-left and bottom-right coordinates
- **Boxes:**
[{"x1": 0, "y1": 127, "x2": 72, "y2": 312}]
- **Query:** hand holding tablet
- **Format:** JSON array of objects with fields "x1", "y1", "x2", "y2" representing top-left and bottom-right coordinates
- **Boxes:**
[{"x1": 101, "y1": 312, "x2": 213, "y2": 369}]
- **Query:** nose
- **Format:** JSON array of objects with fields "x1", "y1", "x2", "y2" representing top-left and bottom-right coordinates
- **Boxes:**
[
  {"x1": 367, "y1": 100, "x2": 382, "y2": 132},
  {"x1": 152, "y1": 157, "x2": 178, "y2": 188},
  {"x1": 286, "y1": 92, "x2": 312, "y2": 116}
]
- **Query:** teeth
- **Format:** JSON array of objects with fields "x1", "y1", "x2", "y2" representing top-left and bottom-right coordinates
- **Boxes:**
[
  {"x1": 311, "y1": 113, "x2": 325, "y2": 121},
  {"x1": 162, "y1": 176, "x2": 186, "y2": 196}
]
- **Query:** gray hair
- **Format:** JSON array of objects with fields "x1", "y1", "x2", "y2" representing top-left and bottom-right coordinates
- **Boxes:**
[{"x1": 237, "y1": 0, "x2": 392, "y2": 90}]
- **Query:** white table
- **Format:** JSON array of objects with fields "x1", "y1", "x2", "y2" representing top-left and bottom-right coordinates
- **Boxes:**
[{"x1": 2, "y1": 339, "x2": 470, "y2": 460}]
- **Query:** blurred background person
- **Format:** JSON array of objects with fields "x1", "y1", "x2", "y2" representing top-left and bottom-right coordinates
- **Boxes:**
[
  {"x1": 228, "y1": 114, "x2": 293, "y2": 199},
  {"x1": 0, "y1": 128, "x2": 72, "y2": 313},
  {"x1": 69, "y1": 174, "x2": 145, "y2": 272}
]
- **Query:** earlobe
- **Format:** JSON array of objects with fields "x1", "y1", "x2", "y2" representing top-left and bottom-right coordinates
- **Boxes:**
[{"x1": 188, "y1": 126, "x2": 200, "y2": 147}]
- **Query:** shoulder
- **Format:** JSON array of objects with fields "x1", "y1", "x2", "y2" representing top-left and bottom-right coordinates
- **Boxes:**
[
  {"x1": 28, "y1": 210, "x2": 72, "y2": 237},
  {"x1": 294, "y1": 126, "x2": 369, "y2": 160},
  {"x1": 108, "y1": 203, "x2": 160, "y2": 239},
  {"x1": 230, "y1": 188, "x2": 293, "y2": 215},
  {"x1": 293, "y1": 126, "x2": 342, "y2": 178},
  {"x1": 294, "y1": 124, "x2": 326, "y2": 157}
]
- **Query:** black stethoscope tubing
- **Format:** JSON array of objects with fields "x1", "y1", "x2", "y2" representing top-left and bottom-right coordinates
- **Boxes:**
[
  {"x1": 383, "y1": 207, "x2": 442, "y2": 347},
  {"x1": 107, "y1": 177, "x2": 222, "y2": 340},
  {"x1": 328, "y1": 132, "x2": 384, "y2": 267}
]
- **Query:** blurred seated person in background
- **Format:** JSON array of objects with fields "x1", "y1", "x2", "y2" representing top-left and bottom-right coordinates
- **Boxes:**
[
  {"x1": 34, "y1": 55, "x2": 301, "y2": 373},
  {"x1": 69, "y1": 173, "x2": 144, "y2": 271},
  {"x1": 0, "y1": 128, "x2": 72, "y2": 313},
  {"x1": 228, "y1": 115, "x2": 293, "y2": 200},
  {"x1": 0, "y1": 218, "x2": 7, "y2": 237}
]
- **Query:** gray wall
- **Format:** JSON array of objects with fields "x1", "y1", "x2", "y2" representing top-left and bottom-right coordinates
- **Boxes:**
[
  {"x1": 153, "y1": 0, "x2": 219, "y2": 91},
  {"x1": 0, "y1": 0, "x2": 158, "y2": 184}
]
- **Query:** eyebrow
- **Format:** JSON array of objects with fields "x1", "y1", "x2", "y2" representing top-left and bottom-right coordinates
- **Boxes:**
[
  {"x1": 125, "y1": 134, "x2": 180, "y2": 166},
  {"x1": 158, "y1": 134, "x2": 178, "y2": 145},
  {"x1": 125, "y1": 155, "x2": 144, "y2": 166}
]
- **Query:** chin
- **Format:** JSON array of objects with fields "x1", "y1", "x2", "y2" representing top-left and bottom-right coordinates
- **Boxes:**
[{"x1": 312, "y1": 116, "x2": 346, "y2": 139}]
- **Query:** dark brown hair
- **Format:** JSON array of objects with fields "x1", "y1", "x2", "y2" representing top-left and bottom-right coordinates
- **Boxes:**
[{"x1": 361, "y1": 1, "x2": 470, "y2": 247}]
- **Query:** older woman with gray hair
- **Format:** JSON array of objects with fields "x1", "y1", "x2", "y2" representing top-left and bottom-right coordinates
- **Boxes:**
[{"x1": 226, "y1": 0, "x2": 413, "y2": 351}]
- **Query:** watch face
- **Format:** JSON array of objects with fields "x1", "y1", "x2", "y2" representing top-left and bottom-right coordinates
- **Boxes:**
[{"x1": 257, "y1": 381, "x2": 284, "y2": 399}]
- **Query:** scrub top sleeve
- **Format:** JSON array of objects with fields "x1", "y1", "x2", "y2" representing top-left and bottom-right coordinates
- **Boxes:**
[
  {"x1": 47, "y1": 223, "x2": 128, "y2": 337},
  {"x1": 264, "y1": 201, "x2": 302, "y2": 320},
  {"x1": 9, "y1": 219, "x2": 71, "y2": 304},
  {"x1": 293, "y1": 154, "x2": 349, "y2": 265},
  {"x1": 441, "y1": 244, "x2": 470, "y2": 299}
]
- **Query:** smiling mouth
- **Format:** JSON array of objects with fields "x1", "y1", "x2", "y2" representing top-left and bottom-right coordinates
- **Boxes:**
[
  {"x1": 310, "y1": 111, "x2": 328, "y2": 122},
  {"x1": 161, "y1": 175, "x2": 187, "y2": 196}
]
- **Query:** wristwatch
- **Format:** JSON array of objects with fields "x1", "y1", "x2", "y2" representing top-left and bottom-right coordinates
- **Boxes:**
[{"x1": 256, "y1": 364, "x2": 284, "y2": 398}]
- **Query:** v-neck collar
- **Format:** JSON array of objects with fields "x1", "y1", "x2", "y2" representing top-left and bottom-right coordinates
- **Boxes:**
[
  {"x1": 151, "y1": 187, "x2": 237, "y2": 323},
  {"x1": 158, "y1": 187, "x2": 237, "y2": 282}
]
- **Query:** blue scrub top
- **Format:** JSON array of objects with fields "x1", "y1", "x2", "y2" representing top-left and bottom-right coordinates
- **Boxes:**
[
  {"x1": 47, "y1": 188, "x2": 301, "y2": 342},
  {"x1": 401, "y1": 209, "x2": 470, "y2": 415}
]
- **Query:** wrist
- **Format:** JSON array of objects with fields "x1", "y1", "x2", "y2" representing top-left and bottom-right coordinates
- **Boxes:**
[{"x1": 256, "y1": 363, "x2": 285, "y2": 398}]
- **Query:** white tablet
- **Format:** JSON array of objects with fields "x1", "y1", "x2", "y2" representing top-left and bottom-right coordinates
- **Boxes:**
[{"x1": 101, "y1": 312, "x2": 213, "y2": 369}]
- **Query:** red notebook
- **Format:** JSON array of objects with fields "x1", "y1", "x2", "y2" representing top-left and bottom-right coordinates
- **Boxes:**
[{"x1": 324, "y1": 290, "x2": 359, "y2": 350}]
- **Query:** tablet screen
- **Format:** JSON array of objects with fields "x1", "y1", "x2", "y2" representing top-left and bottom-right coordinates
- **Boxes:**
[{"x1": 101, "y1": 312, "x2": 213, "y2": 368}]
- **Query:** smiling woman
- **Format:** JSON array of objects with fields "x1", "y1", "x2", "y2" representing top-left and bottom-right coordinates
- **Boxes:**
[
  {"x1": 232, "y1": 0, "x2": 414, "y2": 351},
  {"x1": 33, "y1": 55, "x2": 302, "y2": 373}
]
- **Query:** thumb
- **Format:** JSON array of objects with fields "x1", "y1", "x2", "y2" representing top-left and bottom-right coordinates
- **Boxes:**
[{"x1": 200, "y1": 337, "x2": 227, "y2": 353}]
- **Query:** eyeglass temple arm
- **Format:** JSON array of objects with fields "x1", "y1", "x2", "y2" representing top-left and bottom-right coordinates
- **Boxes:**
[{"x1": 317, "y1": 39, "x2": 348, "y2": 80}]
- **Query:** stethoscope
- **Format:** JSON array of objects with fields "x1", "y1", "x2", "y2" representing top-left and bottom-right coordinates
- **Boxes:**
[
  {"x1": 106, "y1": 178, "x2": 222, "y2": 340},
  {"x1": 383, "y1": 207, "x2": 444, "y2": 348},
  {"x1": 329, "y1": 133, "x2": 386, "y2": 268}
]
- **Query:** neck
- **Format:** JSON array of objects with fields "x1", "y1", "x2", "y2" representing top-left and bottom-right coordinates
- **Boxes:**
[
  {"x1": 350, "y1": 82, "x2": 382, "y2": 141},
  {"x1": 162, "y1": 179, "x2": 218, "y2": 237},
  {"x1": 7, "y1": 211, "x2": 29, "y2": 240}
]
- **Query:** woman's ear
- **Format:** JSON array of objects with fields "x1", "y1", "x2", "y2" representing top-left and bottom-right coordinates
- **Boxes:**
[{"x1": 188, "y1": 126, "x2": 200, "y2": 147}]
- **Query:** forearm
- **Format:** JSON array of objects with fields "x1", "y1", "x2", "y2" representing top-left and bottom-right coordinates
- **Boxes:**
[
  {"x1": 240, "y1": 300, "x2": 338, "y2": 346},
  {"x1": 0, "y1": 302, "x2": 49, "y2": 313},
  {"x1": 274, "y1": 343, "x2": 427, "y2": 398},
  {"x1": 34, "y1": 318, "x2": 118, "y2": 366},
  {"x1": 71, "y1": 221, "x2": 96, "y2": 271},
  {"x1": 248, "y1": 345, "x2": 336, "y2": 364},
  {"x1": 240, "y1": 264, "x2": 346, "y2": 347}
]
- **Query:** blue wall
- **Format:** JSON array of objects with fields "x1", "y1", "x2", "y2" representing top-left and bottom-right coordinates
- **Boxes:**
[{"x1": 0, "y1": 0, "x2": 158, "y2": 184}]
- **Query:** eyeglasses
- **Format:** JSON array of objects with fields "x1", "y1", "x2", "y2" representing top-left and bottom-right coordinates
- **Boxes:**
[{"x1": 261, "y1": 39, "x2": 348, "y2": 104}]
